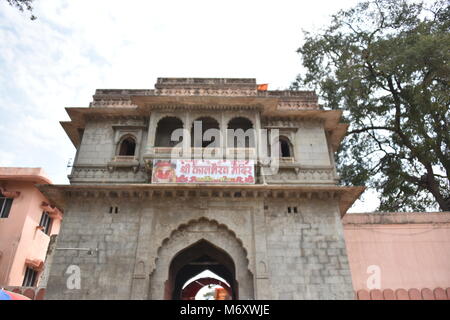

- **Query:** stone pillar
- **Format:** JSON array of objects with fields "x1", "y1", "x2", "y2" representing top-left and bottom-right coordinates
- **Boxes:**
[
  {"x1": 221, "y1": 112, "x2": 227, "y2": 159},
  {"x1": 145, "y1": 111, "x2": 158, "y2": 155},
  {"x1": 184, "y1": 111, "x2": 191, "y2": 158},
  {"x1": 254, "y1": 112, "x2": 262, "y2": 161}
]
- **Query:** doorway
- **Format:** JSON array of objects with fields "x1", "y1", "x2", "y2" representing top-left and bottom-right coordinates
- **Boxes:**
[{"x1": 166, "y1": 239, "x2": 238, "y2": 300}]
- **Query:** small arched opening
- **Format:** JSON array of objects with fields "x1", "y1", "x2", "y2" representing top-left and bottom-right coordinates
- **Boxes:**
[
  {"x1": 191, "y1": 117, "x2": 220, "y2": 148},
  {"x1": 227, "y1": 117, "x2": 254, "y2": 148},
  {"x1": 155, "y1": 117, "x2": 184, "y2": 147},
  {"x1": 279, "y1": 136, "x2": 293, "y2": 158},
  {"x1": 118, "y1": 136, "x2": 136, "y2": 156}
]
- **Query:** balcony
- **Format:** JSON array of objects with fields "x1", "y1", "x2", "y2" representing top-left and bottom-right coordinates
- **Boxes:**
[
  {"x1": 279, "y1": 157, "x2": 294, "y2": 163},
  {"x1": 112, "y1": 155, "x2": 138, "y2": 162},
  {"x1": 226, "y1": 148, "x2": 256, "y2": 159},
  {"x1": 107, "y1": 156, "x2": 140, "y2": 172}
]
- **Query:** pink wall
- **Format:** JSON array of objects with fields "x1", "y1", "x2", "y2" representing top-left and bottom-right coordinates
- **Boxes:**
[
  {"x1": 0, "y1": 168, "x2": 62, "y2": 287},
  {"x1": 343, "y1": 212, "x2": 450, "y2": 294}
]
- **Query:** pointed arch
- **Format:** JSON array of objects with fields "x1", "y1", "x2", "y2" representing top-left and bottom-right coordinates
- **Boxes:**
[
  {"x1": 227, "y1": 117, "x2": 255, "y2": 148},
  {"x1": 191, "y1": 116, "x2": 220, "y2": 148},
  {"x1": 149, "y1": 218, "x2": 254, "y2": 300},
  {"x1": 117, "y1": 135, "x2": 136, "y2": 156},
  {"x1": 279, "y1": 135, "x2": 294, "y2": 158},
  {"x1": 155, "y1": 116, "x2": 184, "y2": 147}
]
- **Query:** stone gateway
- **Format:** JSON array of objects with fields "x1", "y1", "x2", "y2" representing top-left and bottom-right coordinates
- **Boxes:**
[{"x1": 40, "y1": 78, "x2": 363, "y2": 300}]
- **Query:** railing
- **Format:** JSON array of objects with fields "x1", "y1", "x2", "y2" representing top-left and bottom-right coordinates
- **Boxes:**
[
  {"x1": 279, "y1": 157, "x2": 294, "y2": 163},
  {"x1": 191, "y1": 147, "x2": 221, "y2": 158},
  {"x1": 154, "y1": 147, "x2": 183, "y2": 157},
  {"x1": 112, "y1": 155, "x2": 138, "y2": 162},
  {"x1": 226, "y1": 148, "x2": 256, "y2": 159},
  {"x1": 153, "y1": 147, "x2": 256, "y2": 158}
]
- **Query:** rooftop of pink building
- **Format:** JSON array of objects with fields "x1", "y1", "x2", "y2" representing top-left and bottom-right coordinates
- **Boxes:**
[
  {"x1": 0, "y1": 167, "x2": 52, "y2": 185},
  {"x1": 343, "y1": 211, "x2": 450, "y2": 224}
]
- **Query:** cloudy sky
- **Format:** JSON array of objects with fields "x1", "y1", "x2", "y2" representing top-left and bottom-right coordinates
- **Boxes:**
[{"x1": 0, "y1": 0, "x2": 378, "y2": 211}]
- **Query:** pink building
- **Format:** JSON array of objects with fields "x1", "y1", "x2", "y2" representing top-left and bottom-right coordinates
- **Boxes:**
[
  {"x1": 0, "y1": 167, "x2": 63, "y2": 293},
  {"x1": 343, "y1": 212, "x2": 450, "y2": 300}
]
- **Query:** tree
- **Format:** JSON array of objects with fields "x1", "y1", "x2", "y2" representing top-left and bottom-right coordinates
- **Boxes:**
[
  {"x1": 292, "y1": 0, "x2": 449, "y2": 211},
  {"x1": 5, "y1": 0, "x2": 36, "y2": 20}
]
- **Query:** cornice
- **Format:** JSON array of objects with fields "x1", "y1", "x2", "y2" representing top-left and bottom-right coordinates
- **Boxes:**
[{"x1": 37, "y1": 184, "x2": 364, "y2": 218}]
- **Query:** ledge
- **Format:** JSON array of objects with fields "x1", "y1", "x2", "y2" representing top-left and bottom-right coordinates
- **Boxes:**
[
  {"x1": 0, "y1": 167, "x2": 52, "y2": 184},
  {"x1": 37, "y1": 183, "x2": 364, "y2": 217},
  {"x1": 107, "y1": 157, "x2": 140, "y2": 173},
  {"x1": 343, "y1": 211, "x2": 450, "y2": 225}
]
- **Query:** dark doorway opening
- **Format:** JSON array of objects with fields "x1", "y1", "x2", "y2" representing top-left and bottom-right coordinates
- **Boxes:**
[
  {"x1": 166, "y1": 239, "x2": 238, "y2": 300},
  {"x1": 119, "y1": 137, "x2": 136, "y2": 156},
  {"x1": 279, "y1": 137, "x2": 292, "y2": 157},
  {"x1": 191, "y1": 117, "x2": 220, "y2": 148}
]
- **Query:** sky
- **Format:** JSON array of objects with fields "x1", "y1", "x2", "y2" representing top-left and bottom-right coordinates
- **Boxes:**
[{"x1": 0, "y1": 0, "x2": 378, "y2": 212}]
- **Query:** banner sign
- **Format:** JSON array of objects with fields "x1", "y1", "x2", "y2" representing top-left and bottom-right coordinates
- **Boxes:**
[{"x1": 151, "y1": 159, "x2": 255, "y2": 184}]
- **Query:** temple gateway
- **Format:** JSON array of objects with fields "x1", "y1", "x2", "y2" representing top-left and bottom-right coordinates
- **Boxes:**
[{"x1": 40, "y1": 77, "x2": 364, "y2": 299}]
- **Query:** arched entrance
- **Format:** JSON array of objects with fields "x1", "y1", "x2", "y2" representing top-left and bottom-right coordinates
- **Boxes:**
[
  {"x1": 148, "y1": 218, "x2": 254, "y2": 300},
  {"x1": 168, "y1": 239, "x2": 236, "y2": 300}
]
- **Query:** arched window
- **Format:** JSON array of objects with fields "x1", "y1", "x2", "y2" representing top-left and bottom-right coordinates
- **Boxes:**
[
  {"x1": 155, "y1": 117, "x2": 184, "y2": 147},
  {"x1": 118, "y1": 136, "x2": 136, "y2": 156},
  {"x1": 279, "y1": 136, "x2": 293, "y2": 158},
  {"x1": 227, "y1": 117, "x2": 254, "y2": 148},
  {"x1": 191, "y1": 116, "x2": 220, "y2": 148}
]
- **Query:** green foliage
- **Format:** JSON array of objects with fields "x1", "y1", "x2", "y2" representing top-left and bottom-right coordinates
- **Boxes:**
[
  {"x1": 5, "y1": 0, "x2": 36, "y2": 20},
  {"x1": 293, "y1": 0, "x2": 450, "y2": 211}
]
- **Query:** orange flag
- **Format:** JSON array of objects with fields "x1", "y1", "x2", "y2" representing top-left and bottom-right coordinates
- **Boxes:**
[{"x1": 257, "y1": 84, "x2": 268, "y2": 91}]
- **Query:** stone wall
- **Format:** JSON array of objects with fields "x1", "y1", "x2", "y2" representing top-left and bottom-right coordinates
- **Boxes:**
[
  {"x1": 45, "y1": 195, "x2": 353, "y2": 300},
  {"x1": 70, "y1": 118, "x2": 149, "y2": 184},
  {"x1": 265, "y1": 198, "x2": 354, "y2": 299},
  {"x1": 45, "y1": 197, "x2": 141, "y2": 299},
  {"x1": 76, "y1": 121, "x2": 115, "y2": 166},
  {"x1": 295, "y1": 122, "x2": 331, "y2": 167}
]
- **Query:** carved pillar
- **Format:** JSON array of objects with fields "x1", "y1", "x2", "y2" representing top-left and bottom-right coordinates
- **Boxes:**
[
  {"x1": 254, "y1": 112, "x2": 263, "y2": 161},
  {"x1": 145, "y1": 111, "x2": 158, "y2": 155},
  {"x1": 184, "y1": 111, "x2": 192, "y2": 158},
  {"x1": 221, "y1": 112, "x2": 227, "y2": 159},
  {"x1": 252, "y1": 202, "x2": 272, "y2": 299},
  {"x1": 294, "y1": 122, "x2": 303, "y2": 164}
]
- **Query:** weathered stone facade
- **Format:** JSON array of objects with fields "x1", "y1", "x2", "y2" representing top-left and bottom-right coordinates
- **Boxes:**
[{"x1": 40, "y1": 78, "x2": 363, "y2": 300}]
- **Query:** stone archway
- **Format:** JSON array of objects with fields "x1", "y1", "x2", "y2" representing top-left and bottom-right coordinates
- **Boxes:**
[
  {"x1": 170, "y1": 240, "x2": 235, "y2": 300},
  {"x1": 148, "y1": 218, "x2": 254, "y2": 300}
]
